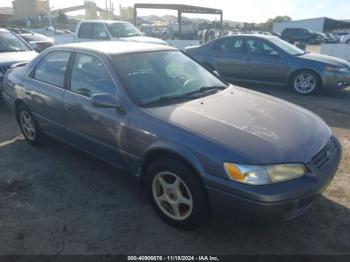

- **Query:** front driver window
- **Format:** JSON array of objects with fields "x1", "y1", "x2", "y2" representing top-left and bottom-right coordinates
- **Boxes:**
[
  {"x1": 70, "y1": 53, "x2": 116, "y2": 98},
  {"x1": 246, "y1": 39, "x2": 276, "y2": 56}
]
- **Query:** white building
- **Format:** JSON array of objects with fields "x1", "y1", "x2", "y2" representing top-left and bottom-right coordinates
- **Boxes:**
[{"x1": 273, "y1": 17, "x2": 350, "y2": 33}]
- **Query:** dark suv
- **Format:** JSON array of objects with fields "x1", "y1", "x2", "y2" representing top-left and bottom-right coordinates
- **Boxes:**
[{"x1": 281, "y1": 28, "x2": 323, "y2": 44}]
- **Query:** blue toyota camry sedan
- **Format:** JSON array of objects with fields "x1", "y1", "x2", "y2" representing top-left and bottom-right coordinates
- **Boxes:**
[{"x1": 2, "y1": 42, "x2": 341, "y2": 229}]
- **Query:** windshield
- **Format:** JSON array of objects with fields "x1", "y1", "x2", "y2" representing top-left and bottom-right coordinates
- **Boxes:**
[
  {"x1": 0, "y1": 31, "x2": 31, "y2": 52},
  {"x1": 106, "y1": 22, "x2": 142, "y2": 38},
  {"x1": 112, "y1": 51, "x2": 227, "y2": 106},
  {"x1": 269, "y1": 37, "x2": 305, "y2": 56}
]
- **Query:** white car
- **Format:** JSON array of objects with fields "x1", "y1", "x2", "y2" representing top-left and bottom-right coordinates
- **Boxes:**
[
  {"x1": 74, "y1": 20, "x2": 168, "y2": 45},
  {"x1": 340, "y1": 33, "x2": 350, "y2": 44}
]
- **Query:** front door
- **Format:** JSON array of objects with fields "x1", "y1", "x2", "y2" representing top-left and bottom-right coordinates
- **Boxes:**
[
  {"x1": 244, "y1": 38, "x2": 289, "y2": 84},
  {"x1": 63, "y1": 52, "x2": 130, "y2": 169}
]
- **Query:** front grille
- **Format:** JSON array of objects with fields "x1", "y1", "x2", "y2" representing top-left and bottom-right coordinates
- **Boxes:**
[
  {"x1": 0, "y1": 65, "x2": 11, "y2": 74},
  {"x1": 309, "y1": 136, "x2": 340, "y2": 171}
]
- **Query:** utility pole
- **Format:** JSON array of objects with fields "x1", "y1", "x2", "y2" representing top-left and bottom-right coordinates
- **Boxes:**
[{"x1": 48, "y1": 0, "x2": 53, "y2": 28}]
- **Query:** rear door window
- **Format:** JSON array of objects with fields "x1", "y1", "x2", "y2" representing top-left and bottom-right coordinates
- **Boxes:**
[
  {"x1": 215, "y1": 38, "x2": 243, "y2": 53},
  {"x1": 92, "y1": 23, "x2": 109, "y2": 40},
  {"x1": 33, "y1": 51, "x2": 71, "y2": 88},
  {"x1": 78, "y1": 23, "x2": 94, "y2": 38}
]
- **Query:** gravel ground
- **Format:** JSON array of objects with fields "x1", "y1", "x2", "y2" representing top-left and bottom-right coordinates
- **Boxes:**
[{"x1": 0, "y1": 85, "x2": 349, "y2": 255}]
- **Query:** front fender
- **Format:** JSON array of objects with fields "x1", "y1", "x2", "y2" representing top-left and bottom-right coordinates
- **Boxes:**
[{"x1": 140, "y1": 140, "x2": 206, "y2": 180}]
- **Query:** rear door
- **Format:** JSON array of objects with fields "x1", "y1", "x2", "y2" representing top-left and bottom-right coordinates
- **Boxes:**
[
  {"x1": 25, "y1": 50, "x2": 71, "y2": 139},
  {"x1": 63, "y1": 52, "x2": 130, "y2": 169},
  {"x1": 243, "y1": 38, "x2": 289, "y2": 84},
  {"x1": 213, "y1": 37, "x2": 246, "y2": 80}
]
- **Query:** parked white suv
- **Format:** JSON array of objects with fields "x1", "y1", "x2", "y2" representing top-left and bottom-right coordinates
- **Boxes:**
[
  {"x1": 340, "y1": 33, "x2": 350, "y2": 44},
  {"x1": 74, "y1": 20, "x2": 168, "y2": 45}
]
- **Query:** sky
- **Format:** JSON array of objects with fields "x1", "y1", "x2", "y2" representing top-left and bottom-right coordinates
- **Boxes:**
[{"x1": 1, "y1": 0, "x2": 350, "y2": 23}]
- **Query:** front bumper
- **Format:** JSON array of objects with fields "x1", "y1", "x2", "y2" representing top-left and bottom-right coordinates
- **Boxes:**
[
  {"x1": 322, "y1": 71, "x2": 350, "y2": 90},
  {"x1": 204, "y1": 136, "x2": 342, "y2": 222}
]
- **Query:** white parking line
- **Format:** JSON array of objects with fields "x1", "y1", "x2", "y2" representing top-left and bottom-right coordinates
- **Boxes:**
[{"x1": 0, "y1": 135, "x2": 24, "y2": 148}]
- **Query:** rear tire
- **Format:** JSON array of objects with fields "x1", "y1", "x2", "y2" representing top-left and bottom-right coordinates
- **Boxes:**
[
  {"x1": 145, "y1": 156, "x2": 210, "y2": 229},
  {"x1": 16, "y1": 104, "x2": 45, "y2": 146},
  {"x1": 290, "y1": 70, "x2": 320, "y2": 95}
]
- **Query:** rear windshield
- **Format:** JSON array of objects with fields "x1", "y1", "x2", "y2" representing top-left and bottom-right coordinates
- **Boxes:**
[{"x1": 106, "y1": 22, "x2": 142, "y2": 38}]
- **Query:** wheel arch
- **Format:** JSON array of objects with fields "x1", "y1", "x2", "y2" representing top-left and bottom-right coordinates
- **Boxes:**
[
  {"x1": 139, "y1": 143, "x2": 206, "y2": 186},
  {"x1": 288, "y1": 68, "x2": 323, "y2": 88},
  {"x1": 14, "y1": 99, "x2": 26, "y2": 122}
]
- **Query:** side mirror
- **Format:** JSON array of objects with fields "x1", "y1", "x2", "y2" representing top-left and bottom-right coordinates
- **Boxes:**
[
  {"x1": 91, "y1": 93, "x2": 124, "y2": 110},
  {"x1": 98, "y1": 31, "x2": 108, "y2": 39},
  {"x1": 29, "y1": 41, "x2": 38, "y2": 50},
  {"x1": 270, "y1": 51, "x2": 281, "y2": 58}
]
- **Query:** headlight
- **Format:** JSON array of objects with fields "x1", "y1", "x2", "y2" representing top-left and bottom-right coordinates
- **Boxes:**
[
  {"x1": 325, "y1": 66, "x2": 350, "y2": 73},
  {"x1": 223, "y1": 163, "x2": 306, "y2": 185}
]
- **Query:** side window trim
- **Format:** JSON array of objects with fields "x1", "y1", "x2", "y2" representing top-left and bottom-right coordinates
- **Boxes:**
[
  {"x1": 29, "y1": 50, "x2": 72, "y2": 89},
  {"x1": 67, "y1": 51, "x2": 120, "y2": 99}
]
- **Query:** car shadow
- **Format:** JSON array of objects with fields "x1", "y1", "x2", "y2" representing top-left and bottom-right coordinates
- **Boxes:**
[{"x1": 0, "y1": 138, "x2": 349, "y2": 254}]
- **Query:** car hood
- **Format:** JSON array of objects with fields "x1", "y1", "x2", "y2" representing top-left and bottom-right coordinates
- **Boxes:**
[
  {"x1": 299, "y1": 52, "x2": 350, "y2": 68},
  {"x1": 0, "y1": 51, "x2": 37, "y2": 65},
  {"x1": 146, "y1": 87, "x2": 331, "y2": 164},
  {"x1": 118, "y1": 36, "x2": 169, "y2": 45}
]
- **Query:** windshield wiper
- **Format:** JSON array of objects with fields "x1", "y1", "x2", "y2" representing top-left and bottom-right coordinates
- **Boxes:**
[
  {"x1": 144, "y1": 94, "x2": 195, "y2": 106},
  {"x1": 182, "y1": 85, "x2": 227, "y2": 96},
  {"x1": 144, "y1": 85, "x2": 227, "y2": 106}
]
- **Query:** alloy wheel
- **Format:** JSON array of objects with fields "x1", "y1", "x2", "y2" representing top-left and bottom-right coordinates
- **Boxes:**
[
  {"x1": 20, "y1": 111, "x2": 36, "y2": 141},
  {"x1": 152, "y1": 171, "x2": 193, "y2": 221},
  {"x1": 293, "y1": 72, "x2": 317, "y2": 94}
]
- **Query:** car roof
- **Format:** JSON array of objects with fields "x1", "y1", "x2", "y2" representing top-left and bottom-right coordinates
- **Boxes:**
[
  {"x1": 79, "y1": 20, "x2": 128, "y2": 24},
  {"x1": 221, "y1": 34, "x2": 277, "y2": 40},
  {"x1": 53, "y1": 41, "x2": 177, "y2": 55}
]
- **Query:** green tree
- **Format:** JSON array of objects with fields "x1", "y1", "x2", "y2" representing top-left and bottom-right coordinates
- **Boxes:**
[{"x1": 264, "y1": 16, "x2": 292, "y2": 31}]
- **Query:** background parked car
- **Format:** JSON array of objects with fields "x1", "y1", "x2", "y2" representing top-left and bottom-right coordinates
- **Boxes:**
[
  {"x1": 0, "y1": 28, "x2": 37, "y2": 97},
  {"x1": 185, "y1": 34, "x2": 350, "y2": 95},
  {"x1": 340, "y1": 33, "x2": 350, "y2": 44},
  {"x1": 324, "y1": 33, "x2": 339, "y2": 43},
  {"x1": 19, "y1": 32, "x2": 54, "y2": 52},
  {"x1": 281, "y1": 28, "x2": 323, "y2": 44},
  {"x1": 74, "y1": 20, "x2": 168, "y2": 45},
  {"x1": 8, "y1": 28, "x2": 34, "y2": 34}
]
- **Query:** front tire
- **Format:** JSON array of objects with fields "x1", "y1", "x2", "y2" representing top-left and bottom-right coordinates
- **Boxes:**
[
  {"x1": 146, "y1": 157, "x2": 210, "y2": 229},
  {"x1": 16, "y1": 104, "x2": 45, "y2": 146},
  {"x1": 290, "y1": 70, "x2": 320, "y2": 95}
]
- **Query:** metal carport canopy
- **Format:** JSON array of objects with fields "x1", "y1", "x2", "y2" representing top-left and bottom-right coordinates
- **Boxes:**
[
  {"x1": 323, "y1": 17, "x2": 350, "y2": 32},
  {"x1": 133, "y1": 3, "x2": 223, "y2": 39}
]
